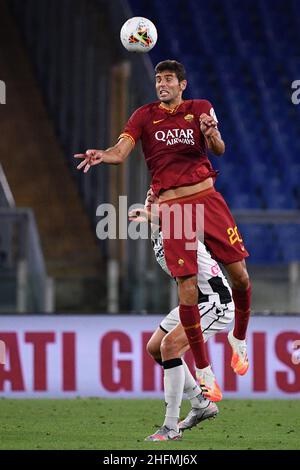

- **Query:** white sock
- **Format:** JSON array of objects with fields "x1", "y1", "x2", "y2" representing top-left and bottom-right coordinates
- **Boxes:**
[
  {"x1": 182, "y1": 359, "x2": 201, "y2": 399},
  {"x1": 182, "y1": 359, "x2": 209, "y2": 408},
  {"x1": 195, "y1": 364, "x2": 213, "y2": 376},
  {"x1": 162, "y1": 359, "x2": 185, "y2": 432}
]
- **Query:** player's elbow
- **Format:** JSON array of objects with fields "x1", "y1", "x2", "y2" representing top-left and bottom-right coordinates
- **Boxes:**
[
  {"x1": 220, "y1": 141, "x2": 225, "y2": 154},
  {"x1": 214, "y1": 141, "x2": 225, "y2": 156}
]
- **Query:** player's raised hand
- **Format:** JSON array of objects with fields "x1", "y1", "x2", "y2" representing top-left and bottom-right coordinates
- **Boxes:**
[
  {"x1": 199, "y1": 113, "x2": 218, "y2": 137},
  {"x1": 145, "y1": 187, "x2": 155, "y2": 209},
  {"x1": 128, "y1": 207, "x2": 149, "y2": 223},
  {"x1": 74, "y1": 149, "x2": 104, "y2": 173}
]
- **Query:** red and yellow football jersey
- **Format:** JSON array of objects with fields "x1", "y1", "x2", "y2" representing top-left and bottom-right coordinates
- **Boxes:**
[{"x1": 119, "y1": 99, "x2": 219, "y2": 195}]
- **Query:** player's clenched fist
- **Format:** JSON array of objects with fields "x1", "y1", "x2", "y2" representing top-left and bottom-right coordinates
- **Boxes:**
[
  {"x1": 199, "y1": 113, "x2": 218, "y2": 138},
  {"x1": 145, "y1": 187, "x2": 155, "y2": 209},
  {"x1": 74, "y1": 149, "x2": 104, "y2": 173}
]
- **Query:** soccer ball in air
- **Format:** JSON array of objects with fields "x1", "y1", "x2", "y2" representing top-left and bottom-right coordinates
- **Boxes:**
[{"x1": 120, "y1": 17, "x2": 157, "y2": 53}]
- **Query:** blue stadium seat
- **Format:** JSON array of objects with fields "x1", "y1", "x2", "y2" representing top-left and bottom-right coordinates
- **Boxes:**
[
  {"x1": 274, "y1": 225, "x2": 300, "y2": 262},
  {"x1": 238, "y1": 223, "x2": 281, "y2": 263}
]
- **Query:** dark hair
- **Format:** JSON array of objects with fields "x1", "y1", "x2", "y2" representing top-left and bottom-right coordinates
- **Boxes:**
[{"x1": 155, "y1": 60, "x2": 186, "y2": 82}]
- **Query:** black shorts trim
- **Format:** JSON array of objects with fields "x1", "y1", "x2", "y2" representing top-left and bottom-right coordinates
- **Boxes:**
[{"x1": 159, "y1": 324, "x2": 169, "y2": 334}]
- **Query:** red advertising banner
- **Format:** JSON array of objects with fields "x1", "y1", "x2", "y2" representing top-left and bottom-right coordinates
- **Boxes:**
[{"x1": 0, "y1": 315, "x2": 299, "y2": 398}]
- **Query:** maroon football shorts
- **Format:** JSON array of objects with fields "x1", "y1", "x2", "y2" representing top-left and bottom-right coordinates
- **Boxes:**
[{"x1": 159, "y1": 187, "x2": 249, "y2": 277}]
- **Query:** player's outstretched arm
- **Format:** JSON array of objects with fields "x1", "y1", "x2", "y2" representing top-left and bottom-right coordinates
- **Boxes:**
[
  {"x1": 200, "y1": 113, "x2": 225, "y2": 156},
  {"x1": 75, "y1": 137, "x2": 134, "y2": 173}
]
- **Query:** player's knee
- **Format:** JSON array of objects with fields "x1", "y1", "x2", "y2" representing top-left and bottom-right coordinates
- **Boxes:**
[
  {"x1": 231, "y1": 270, "x2": 250, "y2": 290},
  {"x1": 146, "y1": 339, "x2": 161, "y2": 361},
  {"x1": 160, "y1": 335, "x2": 178, "y2": 359}
]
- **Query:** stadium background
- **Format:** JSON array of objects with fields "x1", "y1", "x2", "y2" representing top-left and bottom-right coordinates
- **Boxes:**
[{"x1": 0, "y1": 0, "x2": 299, "y2": 450}]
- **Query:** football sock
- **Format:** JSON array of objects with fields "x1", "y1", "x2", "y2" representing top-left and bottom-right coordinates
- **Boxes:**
[
  {"x1": 182, "y1": 359, "x2": 201, "y2": 399},
  {"x1": 192, "y1": 393, "x2": 210, "y2": 409},
  {"x1": 179, "y1": 304, "x2": 209, "y2": 369},
  {"x1": 232, "y1": 284, "x2": 252, "y2": 340},
  {"x1": 162, "y1": 358, "x2": 185, "y2": 432},
  {"x1": 182, "y1": 360, "x2": 210, "y2": 408}
]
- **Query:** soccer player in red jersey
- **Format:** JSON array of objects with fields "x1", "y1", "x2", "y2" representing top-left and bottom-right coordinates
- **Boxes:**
[{"x1": 75, "y1": 60, "x2": 251, "y2": 391}]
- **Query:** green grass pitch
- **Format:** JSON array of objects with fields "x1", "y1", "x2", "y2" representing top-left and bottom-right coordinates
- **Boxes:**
[{"x1": 0, "y1": 398, "x2": 299, "y2": 450}]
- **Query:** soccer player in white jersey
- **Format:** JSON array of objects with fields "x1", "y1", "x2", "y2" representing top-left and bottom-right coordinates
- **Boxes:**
[{"x1": 129, "y1": 200, "x2": 235, "y2": 442}]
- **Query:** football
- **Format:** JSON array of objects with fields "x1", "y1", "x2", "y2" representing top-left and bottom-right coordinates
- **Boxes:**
[{"x1": 120, "y1": 17, "x2": 157, "y2": 53}]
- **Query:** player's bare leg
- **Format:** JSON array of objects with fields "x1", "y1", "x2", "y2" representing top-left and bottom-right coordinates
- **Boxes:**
[
  {"x1": 146, "y1": 327, "x2": 165, "y2": 365},
  {"x1": 145, "y1": 325, "x2": 185, "y2": 441},
  {"x1": 161, "y1": 325, "x2": 218, "y2": 433},
  {"x1": 147, "y1": 327, "x2": 221, "y2": 403},
  {"x1": 224, "y1": 259, "x2": 250, "y2": 375},
  {"x1": 145, "y1": 324, "x2": 218, "y2": 440}
]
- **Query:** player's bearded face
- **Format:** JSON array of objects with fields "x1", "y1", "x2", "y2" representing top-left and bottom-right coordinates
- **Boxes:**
[{"x1": 155, "y1": 72, "x2": 184, "y2": 104}]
